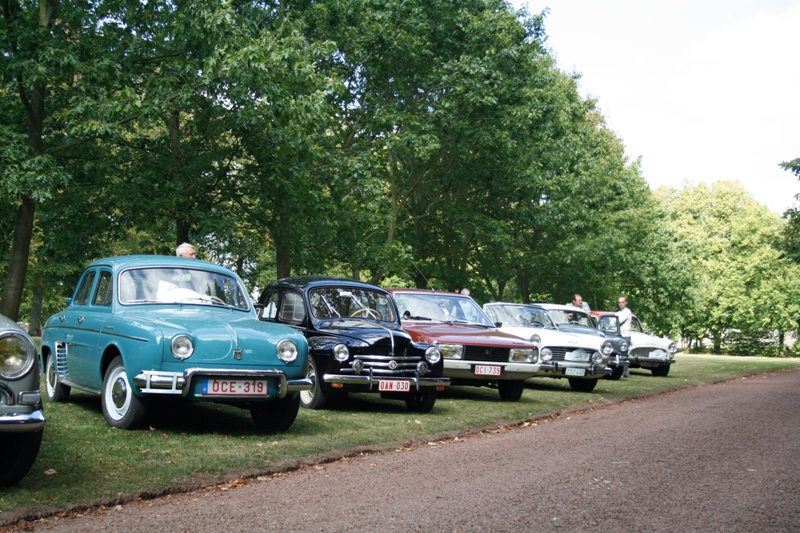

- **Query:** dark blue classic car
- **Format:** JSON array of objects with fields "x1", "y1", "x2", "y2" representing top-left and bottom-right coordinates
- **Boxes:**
[
  {"x1": 258, "y1": 277, "x2": 450, "y2": 413},
  {"x1": 41, "y1": 256, "x2": 311, "y2": 431},
  {"x1": 0, "y1": 314, "x2": 45, "y2": 485}
]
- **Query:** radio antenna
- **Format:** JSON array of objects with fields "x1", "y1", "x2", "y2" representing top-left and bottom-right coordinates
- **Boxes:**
[{"x1": 413, "y1": 264, "x2": 436, "y2": 291}]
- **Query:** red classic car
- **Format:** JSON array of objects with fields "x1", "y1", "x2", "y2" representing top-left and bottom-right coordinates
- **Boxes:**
[{"x1": 386, "y1": 289, "x2": 540, "y2": 401}]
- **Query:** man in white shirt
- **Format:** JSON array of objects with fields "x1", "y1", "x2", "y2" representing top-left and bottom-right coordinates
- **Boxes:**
[
  {"x1": 616, "y1": 297, "x2": 632, "y2": 377},
  {"x1": 567, "y1": 294, "x2": 591, "y2": 312}
]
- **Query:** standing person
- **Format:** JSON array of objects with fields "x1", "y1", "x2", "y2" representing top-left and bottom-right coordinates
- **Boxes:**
[
  {"x1": 176, "y1": 243, "x2": 197, "y2": 258},
  {"x1": 567, "y1": 294, "x2": 591, "y2": 312},
  {"x1": 616, "y1": 297, "x2": 632, "y2": 377},
  {"x1": 460, "y1": 288, "x2": 471, "y2": 297}
]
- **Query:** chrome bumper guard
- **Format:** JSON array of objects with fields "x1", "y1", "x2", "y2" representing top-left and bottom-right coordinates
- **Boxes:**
[
  {"x1": 0, "y1": 409, "x2": 46, "y2": 433},
  {"x1": 539, "y1": 362, "x2": 611, "y2": 376},
  {"x1": 608, "y1": 355, "x2": 631, "y2": 367},
  {"x1": 133, "y1": 368, "x2": 313, "y2": 399},
  {"x1": 322, "y1": 370, "x2": 451, "y2": 391}
]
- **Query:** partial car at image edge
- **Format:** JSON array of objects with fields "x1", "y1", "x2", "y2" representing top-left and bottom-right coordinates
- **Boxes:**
[{"x1": 0, "y1": 314, "x2": 45, "y2": 485}]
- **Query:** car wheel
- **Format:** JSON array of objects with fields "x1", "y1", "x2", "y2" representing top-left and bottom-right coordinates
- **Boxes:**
[
  {"x1": 250, "y1": 393, "x2": 301, "y2": 431},
  {"x1": 45, "y1": 353, "x2": 70, "y2": 402},
  {"x1": 404, "y1": 390, "x2": 437, "y2": 413},
  {"x1": 101, "y1": 356, "x2": 149, "y2": 430},
  {"x1": 568, "y1": 377, "x2": 598, "y2": 392},
  {"x1": 606, "y1": 366, "x2": 625, "y2": 381},
  {"x1": 651, "y1": 365, "x2": 670, "y2": 377},
  {"x1": 498, "y1": 380, "x2": 525, "y2": 401},
  {"x1": 0, "y1": 430, "x2": 43, "y2": 486},
  {"x1": 299, "y1": 356, "x2": 329, "y2": 410}
]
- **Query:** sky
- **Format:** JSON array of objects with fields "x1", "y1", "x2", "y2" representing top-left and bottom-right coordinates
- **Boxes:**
[{"x1": 510, "y1": 0, "x2": 800, "y2": 214}]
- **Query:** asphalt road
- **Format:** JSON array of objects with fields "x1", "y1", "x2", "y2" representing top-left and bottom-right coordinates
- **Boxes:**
[{"x1": 25, "y1": 369, "x2": 800, "y2": 532}]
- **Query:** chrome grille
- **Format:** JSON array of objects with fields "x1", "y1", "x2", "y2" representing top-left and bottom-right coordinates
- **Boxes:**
[
  {"x1": 462, "y1": 346, "x2": 511, "y2": 363},
  {"x1": 344, "y1": 354, "x2": 425, "y2": 376},
  {"x1": 630, "y1": 347, "x2": 667, "y2": 359}
]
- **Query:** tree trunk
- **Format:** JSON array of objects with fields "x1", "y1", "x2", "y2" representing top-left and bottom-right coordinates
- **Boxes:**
[
  {"x1": 274, "y1": 199, "x2": 292, "y2": 279},
  {"x1": 1, "y1": 0, "x2": 59, "y2": 321},
  {"x1": 518, "y1": 271, "x2": 530, "y2": 304},
  {"x1": 0, "y1": 197, "x2": 36, "y2": 321},
  {"x1": 28, "y1": 277, "x2": 44, "y2": 336}
]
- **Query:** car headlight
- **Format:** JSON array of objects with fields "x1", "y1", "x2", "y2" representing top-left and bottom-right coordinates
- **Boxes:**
[
  {"x1": 425, "y1": 346, "x2": 442, "y2": 364},
  {"x1": 333, "y1": 343, "x2": 349, "y2": 362},
  {"x1": 0, "y1": 332, "x2": 36, "y2": 379},
  {"x1": 509, "y1": 348, "x2": 535, "y2": 363},
  {"x1": 439, "y1": 344, "x2": 464, "y2": 359},
  {"x1": 277, "y1": 339, "x2": 299, "y2": 363},
  {"x1": 540, "y1": 347, "x2": 553, "y2": 362},
  {"x1": 529, "y1": 334, "x2": 541, "y2": 347},
  {"x1": 668, "y1": 342, "x2": 678, "y2": 354},
  {"x1": 601, "y1": 340, "x2": 613, "y2": 356},
  {"x1": 620, "y1": 340, "x2": 629, "y2": 352},
  {"x1": 171, "y1": 335, "x2": 194, "y2": 360},
  {"x1": 592, "y1": 351, "x2": 605, "y2": 365}
]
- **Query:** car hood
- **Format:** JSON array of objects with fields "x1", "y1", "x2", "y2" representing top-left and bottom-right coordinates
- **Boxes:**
[
  {"x1": 401, "y1": 321, "x2": 535, "y2": 348},
  {"x1": 313, "y1": 320, "x2": 413, "y2": 349},
  {"x1": 124, "y1": 307, "x2": 305, "y2": 364},
  {"x1": 631, "y1": 331, "x2": 674, "y2": 351},
  {"x1": 498, "y1": 326, "x2": 603, "y2": 351},
  {"x1": 556, "y1": 324, "x2": 606, "y2": 339}
]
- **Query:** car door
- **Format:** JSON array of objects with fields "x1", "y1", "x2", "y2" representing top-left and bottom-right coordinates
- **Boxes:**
[
  {"x1": 59, "y1": 268, "x2": 100, "y2": 387},
  {"x1": 79, "y1": 269, "x2": 115, "y2": 389}
]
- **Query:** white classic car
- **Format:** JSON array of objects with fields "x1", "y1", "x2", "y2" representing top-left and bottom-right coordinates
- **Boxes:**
[
  {"x1": 483, "y1": 302, "x2": 612, "y2": 392},
  {"x1": 591, "y1": 311, "x2": 677, "y2": 376}
]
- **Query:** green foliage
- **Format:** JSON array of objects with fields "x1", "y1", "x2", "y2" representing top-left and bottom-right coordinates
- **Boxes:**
[{"x1": 659, "y1": 182, "x2": 800, "y2": 354}]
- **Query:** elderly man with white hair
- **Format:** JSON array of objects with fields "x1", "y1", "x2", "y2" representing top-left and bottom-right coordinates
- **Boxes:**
[{"x1": 176, "y1": 242, "x2": 197, "y2": 258}]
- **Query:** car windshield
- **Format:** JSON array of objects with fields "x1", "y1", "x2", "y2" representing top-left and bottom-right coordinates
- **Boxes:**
[
  {"x1": 547, "y1": 308, "x2": 594, "y2": 327},
  {"x1": 394, "y1": 293, "x2": 494, "y2": 326},
  {"x1": 487, "y1": 304, "x2": 555, "y2": 328},
  {"x1": 119, "y1": 267, "x2": 250, "y2": 310},
  {"x1": 308, "y1": 287, "x2": 396, "y2": 322}
]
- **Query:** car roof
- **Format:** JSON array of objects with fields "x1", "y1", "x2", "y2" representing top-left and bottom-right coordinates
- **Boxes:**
[
  {"x1": 267, "y1": 275, "x2": 385, "y2": 292},
  {"x1": 533, "y1": 303, "x2": 588, "y2": 313},
  {"x1": 86, "y1": 255, "x2": 234, "y2": 275},
  {"x1": 386, "y1": 288, "x2": 472, "y2": 298},
  {"x1": 485, "y1": 301, "x2": 545, "y2": 309}
]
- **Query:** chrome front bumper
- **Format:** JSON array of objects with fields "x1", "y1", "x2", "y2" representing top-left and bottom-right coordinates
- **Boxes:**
[
  {"x1": 536, "y1": 361, "x2": 612, "y2": 378},
  {"x1": 133, "y1": 368, "x2": 312, "y2": 399},
  {"x1": 322, "y1": 370, "x2": 451, "y2": 391},
  {"x1": 0, "y1": 409, "x2": 46, "y2": 433}
]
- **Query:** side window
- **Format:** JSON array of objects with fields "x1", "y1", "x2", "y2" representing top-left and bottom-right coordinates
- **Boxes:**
[
  {"x1": 92, "y1": 271, "x2": 113, "y2": 306},
  {"x1": 259, "y1": 291, "x2": 279, "y2": 321},
  {"x1": 631, "y1": 317, "x2": 644, "y2": 333},
  {"x1": 279, "y1": 292, "x2": 306, "y2": 325},
  {"x1": 73, "y1": 271, "x2": 97, "y2": 306}
]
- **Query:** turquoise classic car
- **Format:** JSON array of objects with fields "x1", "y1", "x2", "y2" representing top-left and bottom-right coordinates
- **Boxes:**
[{"x1": 41, "y1": 256, "x2": 311, "y2": 431}]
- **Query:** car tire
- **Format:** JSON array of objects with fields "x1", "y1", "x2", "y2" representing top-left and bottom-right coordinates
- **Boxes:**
[
  {"x1": 45, "y1": 353, "x2": 70, "y2": 402},
  {"x1": 250, "y1": 393, "x2": 301, "y2": 431},
  {"x1": 606, "y1": 366, "x2": 625, "y2": 381},
  {"x1": 101, "y1": 356, "x2": 149, "y2": 430},
  {"x1": 299, "y1": 356, "x2": 330, "y2": 410},
  {"x1": 0, "y1": 430, "x2": 43, "y2": 486},
  {"x1": 404, "y1": 390, "x2": 437, "y2": 413},
  {"x1": 498, "y1": 380, "x2": 525, "y2": 401},
  {"x1": 651, "y1": 365, "x2": 670, "y2": 377},
  {"x1": 568, "y1": 377, "x2": 598, "y2": 392}
]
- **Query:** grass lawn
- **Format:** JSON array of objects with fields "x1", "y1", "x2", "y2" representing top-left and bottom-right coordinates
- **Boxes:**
[{"x1": 1, "y1": 353, "x2": 798, "y2": 525}]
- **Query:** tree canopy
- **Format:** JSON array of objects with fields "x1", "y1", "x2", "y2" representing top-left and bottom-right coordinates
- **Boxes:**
[{"x1": 2, "y1": 0, "x2": 798, "y2": 354}]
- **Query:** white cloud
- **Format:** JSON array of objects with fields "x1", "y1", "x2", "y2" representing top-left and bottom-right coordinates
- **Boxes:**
[{"x1": 513, "y1": 0, "x2": 800, "y2": 213}]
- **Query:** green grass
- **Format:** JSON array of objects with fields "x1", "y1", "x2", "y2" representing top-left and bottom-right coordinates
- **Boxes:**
[{"x1": 2, "y1": 354, "x2": 798, "y2": 525}]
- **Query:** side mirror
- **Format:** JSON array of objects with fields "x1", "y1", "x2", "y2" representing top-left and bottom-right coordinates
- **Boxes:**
[
  {"x1": 64, "y1": 297, "x2": 72, "y2": 307},
  {"x1": 494, "y1": 321, "x2": 502, "y2": 327},
  {"x1": 254, "y1": 303, "x2": 265, "y2": 319}
]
